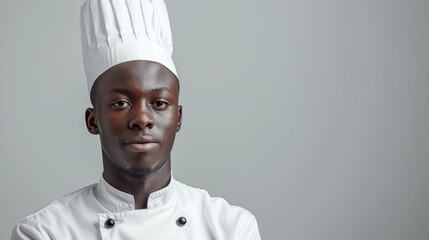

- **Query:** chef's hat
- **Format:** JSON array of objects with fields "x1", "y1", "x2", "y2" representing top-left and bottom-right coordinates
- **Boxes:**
[{"x1": 80, "y1": 0, "x2": 177, "y2": 92}]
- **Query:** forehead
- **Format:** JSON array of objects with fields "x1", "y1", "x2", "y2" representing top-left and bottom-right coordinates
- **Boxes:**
[{"x1": 92, "y1": 60, "x2": 179, "y2": 97}]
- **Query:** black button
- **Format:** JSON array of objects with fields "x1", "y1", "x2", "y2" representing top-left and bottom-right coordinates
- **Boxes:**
[
  {"x1": 176, "y1": 217, "x2": 187, "y2": 227},
  {"x1": 105, "y1": 218, "x2": 115, "y2": 228}
]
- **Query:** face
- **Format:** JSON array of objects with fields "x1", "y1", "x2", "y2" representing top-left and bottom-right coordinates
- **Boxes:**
[{"x1": 85, "y1": 60, "x2": 182, "y2": 177}]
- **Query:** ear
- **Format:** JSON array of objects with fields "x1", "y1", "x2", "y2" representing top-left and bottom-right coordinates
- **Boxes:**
[
  {"x1": 176, "y1": 105, "x2": 182, "y2": 132},
  {"x1": 85, "y1": 108, "x2": 99, "y2": 135}
]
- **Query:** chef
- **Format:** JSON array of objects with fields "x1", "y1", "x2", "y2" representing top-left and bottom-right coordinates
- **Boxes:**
[{"x1": 11, "y1": 0, "x2": 261, "y2": 239}]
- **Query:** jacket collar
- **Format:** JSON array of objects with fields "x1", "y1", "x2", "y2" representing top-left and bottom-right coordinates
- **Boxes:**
[{"x1": 95, "y1": 173, "x2": 176, "y2": 212}]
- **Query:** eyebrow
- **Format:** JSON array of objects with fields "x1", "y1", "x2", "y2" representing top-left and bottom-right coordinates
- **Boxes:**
[
  {"x1": 108, "y1": 87, "x2": 172, "y2": 95},
  {"x1": 150, "y1": 87, "x2": 172, "y2": 93},
  {"x1": 109, "y1": 88, "x2": 133, "y2": 95}
]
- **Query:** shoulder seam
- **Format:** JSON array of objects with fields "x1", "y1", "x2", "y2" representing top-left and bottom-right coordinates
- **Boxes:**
[{"x1": 23, "y1": 183, "x2": 97, "y2": 220}]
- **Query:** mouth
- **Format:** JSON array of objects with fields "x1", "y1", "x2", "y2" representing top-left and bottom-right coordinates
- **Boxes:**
[{"x1": 124, "y1": 135, "x2": 160, "y2": 152}]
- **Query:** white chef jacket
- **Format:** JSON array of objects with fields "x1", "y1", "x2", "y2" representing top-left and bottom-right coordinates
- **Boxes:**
[{"x1": 11, "y1": 176, "x2": 261, "y2": 239}]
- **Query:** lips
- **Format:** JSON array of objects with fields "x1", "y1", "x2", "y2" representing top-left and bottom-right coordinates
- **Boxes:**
[{"x1": 123, "y1": 135, "x2": 160, "y2": 152}]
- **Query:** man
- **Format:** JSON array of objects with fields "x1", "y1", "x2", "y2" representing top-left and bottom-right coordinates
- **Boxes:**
[{"x1": 11, "y1": 0, "x2": 261, "y2": 239}]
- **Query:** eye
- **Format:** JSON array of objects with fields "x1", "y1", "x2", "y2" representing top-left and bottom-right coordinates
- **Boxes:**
[
  {"x1": 152, "y1": 100, "x2": 169, "y2": 110},
  {"x1": 110, "y1": 100, "x2": 131, "y2": 110}
]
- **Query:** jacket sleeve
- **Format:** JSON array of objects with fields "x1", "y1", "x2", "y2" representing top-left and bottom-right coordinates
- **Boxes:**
[
  {"x1": 238, "y1": 214, "x2": 262, "y2": 240},
  {"x1": 11, "y1": 223, "x2": 44, "y2": 240}
]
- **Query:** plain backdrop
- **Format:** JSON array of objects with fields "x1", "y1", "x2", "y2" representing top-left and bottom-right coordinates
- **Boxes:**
[{"x1": 1, "y1": 0, "x2": 428, "y2": 239}]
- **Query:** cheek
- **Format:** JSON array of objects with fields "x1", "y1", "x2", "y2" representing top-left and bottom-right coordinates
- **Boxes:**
[
  {"x1": 98, "y1": 113, "x2": 126, "y2": 138},
  {"x1": 155, "y1": 111, "x2": 178, "y2": 129}
]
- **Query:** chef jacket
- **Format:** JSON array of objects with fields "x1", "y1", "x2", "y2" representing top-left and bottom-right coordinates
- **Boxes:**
[{"x1": 11, "y1": 176, "x2": 261, "y2": 239}]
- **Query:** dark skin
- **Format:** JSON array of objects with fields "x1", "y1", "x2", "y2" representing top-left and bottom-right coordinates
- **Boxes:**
[{"x1": 85, "y1": 60, "x2": 182, "y2": 209}]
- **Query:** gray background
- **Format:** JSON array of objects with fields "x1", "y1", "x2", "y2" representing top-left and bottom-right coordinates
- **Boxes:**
[{"x1": 1, "y1": 0, "x2": 428, "y2": 239}]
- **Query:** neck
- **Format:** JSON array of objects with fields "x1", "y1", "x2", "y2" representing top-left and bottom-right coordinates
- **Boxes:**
[{"x1": 102, "y1": 154, "x2": 172, "y2": 209}]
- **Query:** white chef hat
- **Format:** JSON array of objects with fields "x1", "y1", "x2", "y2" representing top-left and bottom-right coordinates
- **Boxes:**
[{"x1": 80, "y1": 0, "x2": 177, "y2": 93}]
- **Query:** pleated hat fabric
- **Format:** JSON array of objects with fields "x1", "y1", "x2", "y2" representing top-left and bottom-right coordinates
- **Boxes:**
[{"x1": 80, "y1": 0, "x2": 177, "y2": 93}]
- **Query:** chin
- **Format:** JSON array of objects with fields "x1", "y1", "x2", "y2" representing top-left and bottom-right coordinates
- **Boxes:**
[
  {"x1": 122, "y1": 157, "x2": 168, "y2": 177},
  {"x1": 123, "y1": 166, "x2": 156, "y2": 178}
]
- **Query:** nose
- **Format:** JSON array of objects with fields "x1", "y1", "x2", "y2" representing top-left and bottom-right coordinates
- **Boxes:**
[{"x1": 128, "y1": 102, "x2": 154, "y2": 130}]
